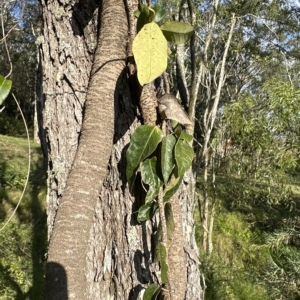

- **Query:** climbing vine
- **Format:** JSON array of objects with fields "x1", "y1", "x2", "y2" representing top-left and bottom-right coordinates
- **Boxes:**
[
  {"x1": 127, "y1": 125, "x2": 193, "y2": 299},
  {"x1": 127, "y1": 3, "x2": 194, "y2": 299}
]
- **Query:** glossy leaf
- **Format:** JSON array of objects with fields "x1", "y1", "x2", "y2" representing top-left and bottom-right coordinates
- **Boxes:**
[
  {"x1": 137, "y1": 202, "x2": 158, "y2": 222},
  {"x1": 163, "y1": 174, "x2": 183, "y2": 202},
  {"x1": 178, "y1": 131, "x2": 193, "y2": 143},
  {"x1": 133, "y1": 22, "x2": 168, "y2": 85},
  {"x1": 159, "y1": 243, "x2": 168, "y2": 284},
  {"x1": 160, "y1": 21, "x2": 194, "y2": 45},
  {"x1": 126, "y1": 125, "x2": 162, "y2": 189},
  {"x1": 153, "y1": 3, "x2": 166, "y2": 23},
  {"x1": 0, "y1": 75, "x2": 12, "y2": 105},
  {"x1": 137, "y1": 5, "x2": 155, "y2": 32},
  {"x1": 161, "y1": 135, "x2": 176, "y2": 184},
  {"x1": 141, "y1": 157, "x2": 163, "y2": 203},
  {"x1": 143, "y1": 283, "x2": 161, "y2": 300},
  {"x1": 174, "y1": 138, "x2": 193, "y2": 177},
  {"x1": 174, "y1": 125, "x2": 183, "y2": 138}
]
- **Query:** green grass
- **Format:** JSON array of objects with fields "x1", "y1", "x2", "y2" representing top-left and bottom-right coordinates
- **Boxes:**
[
  {"x1": 195, "y1": 172, "x2": 300, "y2": 300},
  {"x1": 0, "y1": 134, "x2": 47, "y2": 299}
]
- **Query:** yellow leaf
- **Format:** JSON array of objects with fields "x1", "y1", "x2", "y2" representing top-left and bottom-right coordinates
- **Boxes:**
[{"x1": 133, "y1": 22, "x2": 168, "y2": 85}]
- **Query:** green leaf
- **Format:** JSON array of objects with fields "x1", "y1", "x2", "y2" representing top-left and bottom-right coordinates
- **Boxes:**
[
  {"x1": 178, "y1": 131, "x2": 193, "y2": 143},
  {"x1": 0, "y1": 75, "x2": 12, "y2": 105},
  {"x1": 126, "y1": 125, "x2": 162, "y2": 189},
  {"x1": 174, "y1": 125, "x2": 183, "y2": 138},
  {"x1": 137, "y1": 5, "x2": 155, "y2": 32},
  {"x1": 134, "y1": 10, "x2": 140, "y2": 18},
  {"x1": 174, "y1": 138, "x2": 193, "y2": 177},
  {"x1": 160, "y1": 21, "x2": 194, "y2": 45},
  {"x1": 143, "y1": 283, "x2": 161, "y2": 300},
  {"x1": 141, "y1": 157, "x2": 163, "y2": 203},
  {"x1": 153, "y1": 3, "x2": 166, "y2": 22},
  {"x1": 161, "y1": 135, "x2": 176, "y2": 184},
  {"x1": 133, "y1": 22, "x2": 168, "y2": 85},
  {"x1": 163, "y1": 174, "x2": 183, "y2": 202},
  {"x1": 137, "y1": 203, "x2": 157, "y2": 222},
  {"x1": 159, "y1": 243, "x2": 168, "y2": 284}
]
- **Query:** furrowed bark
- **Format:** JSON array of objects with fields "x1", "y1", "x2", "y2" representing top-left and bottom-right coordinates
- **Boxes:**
[
  {"x1": 168, "y1": 195, "x2": 187, "y2": 300},
  {"x1": 46, "y1": 0, "x2": 128, "y2": 299}
]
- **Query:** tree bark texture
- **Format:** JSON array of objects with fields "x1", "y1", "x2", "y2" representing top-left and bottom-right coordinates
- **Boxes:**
[
  {"x1": 38, "y1": 0, "x2": 203, "y2": 299},
  {"x1": 43, "y1": 0, "x2": 128, "y2": 298},
  {"x1": 38, "y1": 0, "x2": 99, "y2": 240}
]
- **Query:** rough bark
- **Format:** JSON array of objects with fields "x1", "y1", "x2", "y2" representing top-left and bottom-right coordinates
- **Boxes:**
[
  {"x1": 140, "y1": 83, "x2": 158, "y2": 126},
  {"x1": 38, "y1": 0, "x2": 203, "y2": 299},
  {"x1": 43, "y1": 0, "x2": 128, "y2": 298},
  {"x1": 85, "y1": 114, "x2": 156, "y2": 299},
  {"x1": 168, "y1": 195, "x2": 187, "y2": 300},
  {"x1": 179, "y1": 173, "x2": 203, "y2": 300},
  {"x1": 38, "y1": 0, "x2": 99, "y2": 241},
  {"x1": 35, "y1": 37, "x2": 46, "y2": 152}
]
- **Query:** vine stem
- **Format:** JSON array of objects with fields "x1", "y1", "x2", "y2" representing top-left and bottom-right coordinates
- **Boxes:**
[
  {"x1": 158, "y1": 186, "x2": 168, "y2": 250},
  {"x1": 157, "y1": 185, "x2": 172, "y2": 299},
  {"x1": 0, "y1": 93, "x2": 31, "y2": 232}
]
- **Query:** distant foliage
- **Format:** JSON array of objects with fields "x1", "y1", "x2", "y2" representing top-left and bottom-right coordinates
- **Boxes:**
[
  {"x1": 0, "y1": 0, "x2": 41, "y2": 133},
  {"x1": 0, "y1": 223, "x2": 32, "y2": 297}
]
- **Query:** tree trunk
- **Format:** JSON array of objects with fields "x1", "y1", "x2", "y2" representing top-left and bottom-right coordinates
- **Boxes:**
[{"x1": 38, "y1": 0, "x2": 202, "y2": 299}]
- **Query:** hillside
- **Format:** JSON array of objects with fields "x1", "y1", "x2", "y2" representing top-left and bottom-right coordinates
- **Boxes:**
[
  {"x1": 0, "y1": 134, "x2": 47, "y2": 299},
  {"x1": 196, "y1": 173, "x2": 300, "y2": 299}
]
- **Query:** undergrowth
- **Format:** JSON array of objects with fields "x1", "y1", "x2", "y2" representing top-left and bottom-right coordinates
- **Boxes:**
[
  {"x1": 0, "y1": 134, "x2": 47, "y2": 299},
  {"x1": 195, "y1": 173, "x2": 300, "y2": 300}
]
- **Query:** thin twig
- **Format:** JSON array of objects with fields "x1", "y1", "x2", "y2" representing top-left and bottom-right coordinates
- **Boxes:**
[{"x1": 0, "y1": 22, "x2": 18, "y2": 43}]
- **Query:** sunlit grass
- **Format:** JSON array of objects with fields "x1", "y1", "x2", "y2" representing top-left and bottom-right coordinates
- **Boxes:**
[
  {"x1": 0, "y1": 134, "x2": 47, "y2": 299},
  {"x1": 195, "y1": 170, "x2": 300, "y2": 299}
]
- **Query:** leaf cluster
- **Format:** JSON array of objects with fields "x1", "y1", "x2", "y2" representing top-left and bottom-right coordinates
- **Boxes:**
[
  {"x1": 133, "y1": 4, "x2": 194, "y2": 85},
  {"x1": 126, "y1": 125, "x2": 193, "y2": 222},
  {"x1": 126, "y1": 125, "x2": 193, "y2": 298}
]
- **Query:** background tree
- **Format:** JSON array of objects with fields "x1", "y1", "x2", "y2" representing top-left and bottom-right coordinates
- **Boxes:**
[
  {"x1": 188, "y1": 1, "x2": 300, "y2": 298},
  {"x1": 0, "y1": 0, "x2": 40, "y2": 137}
]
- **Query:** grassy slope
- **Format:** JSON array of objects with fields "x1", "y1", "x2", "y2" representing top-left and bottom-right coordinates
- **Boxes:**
[
  {"x1": 195, "y1": 174, "x2": 300, "y2": 300},
  {"x1": 0, "y1": 134, "x2": 47, "y2": 300}
]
